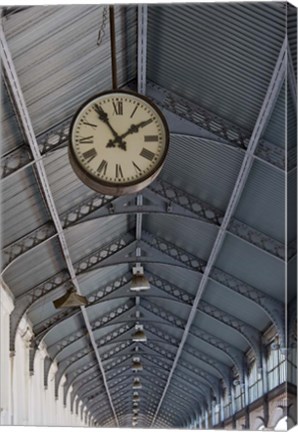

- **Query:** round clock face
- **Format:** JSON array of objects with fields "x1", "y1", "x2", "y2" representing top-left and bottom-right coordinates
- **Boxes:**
[{"x1": 69, "y1": 91, "x2": 169, "y2": 196}]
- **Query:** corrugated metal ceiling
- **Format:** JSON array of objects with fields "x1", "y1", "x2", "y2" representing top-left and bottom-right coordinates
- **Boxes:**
[
  {"x1": 1, "y1": 2, "x2": 294, "y2": 429},
  {"x1": 147, "y1": 2, "x2": 285, "y2": 131}
]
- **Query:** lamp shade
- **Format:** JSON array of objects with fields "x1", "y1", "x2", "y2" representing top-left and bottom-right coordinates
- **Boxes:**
[
  {"x1": 53, "y1": 289, "x2": 88, "y2": 309},
  {"x1": 131, "y1": 359, "x2": 143, "y2": 371},
  {"x1": 132, "y1": 326, "x2": 147, "y2": 342},
  {"x1": 132, "y1": 378, "x2": 142, "y2": 389},
  {"x1": 130, "y1": 273, "x2": 150, "y2": 291}
]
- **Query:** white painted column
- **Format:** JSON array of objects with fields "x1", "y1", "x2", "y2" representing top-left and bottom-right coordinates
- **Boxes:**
[{"x1": 0, "y1": 282, "x2": 14, "y2": 425}]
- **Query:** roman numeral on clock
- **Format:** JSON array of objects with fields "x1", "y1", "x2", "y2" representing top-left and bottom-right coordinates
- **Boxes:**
[
  {"x1": 115, "y1": 164, "x2": 124, "y2": 178},
  {"x1": 97, "y1": 159, "x2": 108, "y2": 175},
  {"x1": 83, "y1": 148, "x2": 97, "y2": 162},
  {"x1": 82, "y1": 121, "x2": 97, "y2": 129},
  {"x1": 79, "y1": 136, "x2": 94, "y2": 144},
  {"x1": 140, "y1": 148, "x2": 155, "y2": 161},
  {"x1": 144, "y1": 135, "x2": 158, "y2": 142},
  {"x1": 113, "y1": 101, "x2": 123, "y2": 115}
]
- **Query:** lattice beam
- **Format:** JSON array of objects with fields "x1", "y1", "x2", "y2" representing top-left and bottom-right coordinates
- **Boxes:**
[
  {"x1": 33, "y1": 273, "x2": 131, "y2": 346},
  {"x1": 9, "y1": 233, "x2": 134, "y2": 353},
  {"x1": 143, "y1": 233, "x2": 285, "y2": 347},
  {"x1": 146, "y1": 81, "x2": 285, "y2": 171},
  {"x1": 54, "y1": 339, "x2": 133, "y2": 397},
  {"x1": 141, "y1": 299, "x2": 244, "y2": 380},
  {"x1": 4, "y1": 171, "x2": 287, "y2": 271},
  {"x1": 144, "y1": 327, "x2": 230, "y2": 387}
]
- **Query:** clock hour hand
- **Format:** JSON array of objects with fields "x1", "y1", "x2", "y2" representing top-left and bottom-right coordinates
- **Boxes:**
[
  {"x1": 121, "y1": 119, "x2": 153, "y2": 138},
  {"x1": 94, "y1": 104, "x2": 123, "y2": 145}
]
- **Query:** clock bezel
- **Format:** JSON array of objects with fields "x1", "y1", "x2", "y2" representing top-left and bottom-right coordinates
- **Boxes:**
[{"x1": 69, "y1": 90, "x2": 169, "y2": 196}]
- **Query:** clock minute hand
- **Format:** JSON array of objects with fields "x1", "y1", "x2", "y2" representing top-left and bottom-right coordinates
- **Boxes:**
[{"x1": 94, "y1": 104, "x2": 119, "y2": 140}]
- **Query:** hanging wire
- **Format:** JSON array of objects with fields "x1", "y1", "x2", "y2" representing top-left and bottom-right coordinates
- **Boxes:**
[{"x1": 97, "y1": 6, "x2": 108, "y2": 46}]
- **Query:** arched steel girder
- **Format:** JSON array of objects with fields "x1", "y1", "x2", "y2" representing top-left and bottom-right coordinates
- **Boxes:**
[
  {"x1": 140, "y1": 299, "x2": 245, "y2": 380},
  {"x1": 61, "y1": 342, "x2": 137, "y2": 400},
  {"x1": 33, "y1": 272, "x2": 132, "y2": 343},
  {"x1": 145, "y1": 322, "x2": 231, "y2": 387},
  {"x1": 71, "y1": 363, "x2": 132, "y2": 412},
  {"x1": 43, "y1": 268, "x2": 258, "y2": 384},
  {"x1": 86, "y1": 376, "x2": 198, "y2": 423},
  {"x1": 52, "y1": 324, "x2": 137, "y2": 388},
  {"x1": 10, "y1": 223, "x2": 283, "y2": 357},
  {"x1": 55, "y1": 324, "x2": 227, "y2": 403},
  {"x1": 42, "y1": 266, "x2": 258, "y2": 381},
  {"x1": 64, "y1": 352, "x2": 133, "y2": 404},
  {"x1": 90, "y1": 383, "x2": 194, "y2": 427},
  {"x1": 146, "y1": 81, "x2": 287, "y2": 171},
  {"x1": 141, "y1": 231, "x2": 285, "y2": 349},
  {"x1": 44, "y1": 294, "x2": 243, "y2": 388},
  {"x1": 141, "y1": 363, "x2": 209, "y2": 404},
  {"x1": 64, "y1": 342, "x2": 215, "y2": 406},
  {"x1": 86, "y1": 379, "x2": 134, "y2": 414},
  {"x1": 135, "y1": 379, "x2": 198, "y2": 423},
  {"x1": 71, "y1": 352, "x2": 208, "y2": 416},
  {"x1": 2, "y1": 176, "x2": 287, "y2": 271},
  {"x1": 142, "y1": 349, "x2": 219, "y2": 400},
  {"x1": 141, "y1": 340, "x2": 219, "y2": 387},
  {"x1": 34, "y1": 302, "x2": 135, "y2": 376},
  {"x1": 42, "y1": 294, "x2": 241, "y2": 388},
  {"x1": 44, "y1": 324, "x2": 134, "y2": 385},
  {"x1": 81, "y1": 373, "x2": 134, "y2": 404},
  {"x1": 55, "y1": 339, "x2": 134, "y2": 397},
  {"x1": 8, "y1": 232, "x2": 135, "y2": 353},
  {"x1": 70, "y1": 358, "x2": 133, "y2": 411},
  {"x1": 141, "y1": 293, "x2": 261, "y2": 367},
  {"x1": 44, "y1": 300, "x2": 134, "y2": 362},
  {"x1": 144, "y1": 363, "x2": 210, "y2": 401},
  {"x1": 94, "y1": 404, "x2": 176, "y2": 428}
]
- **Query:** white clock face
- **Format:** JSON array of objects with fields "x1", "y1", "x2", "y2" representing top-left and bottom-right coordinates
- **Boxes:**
[{"x1": 70, "y1": 92, "x2": 168, "y2": 187}]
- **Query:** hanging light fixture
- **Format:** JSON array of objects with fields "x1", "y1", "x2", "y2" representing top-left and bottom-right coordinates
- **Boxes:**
[
  {"x1": 132, "y1": 378, "x2": 142, "y2": 390},
  {"x1": 131, "y1": 357, "x2": 143, "y2": 371},
  {"x1": 132, "y1": 324, "x2": 147, "y2": 342},
  {"x1": 53, "y1": 288, "x2": 88, "y2": 309},
  {"x1": 130, "y1": 265, "x2": 150, "y2": 291},
  {"x1": 133, "y1": 392, "x2": 140, "y2": 402}
]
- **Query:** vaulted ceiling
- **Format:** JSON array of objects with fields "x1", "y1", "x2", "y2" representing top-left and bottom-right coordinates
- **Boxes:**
[{"x1": 1, "y1": 3, "x2": 296, "y2": 428}]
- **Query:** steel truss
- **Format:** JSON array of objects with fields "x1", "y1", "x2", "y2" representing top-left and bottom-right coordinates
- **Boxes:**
[
  {"x1": 1, "y1": 75, "x2": 290, "y2": 182},
  {"x1": 146, "y1": 81, "x2": 286, "y2": 172},
  {"x1": 142, "y1": 233, "x2": 285, "y2": 347},
  {"x1": 14, "y1": 228, "x2": 282, "y2": 362},
  {"x1": 3, "y1": 178, "x2": 290, "y2": 270},
  {"x1": 9, "y1": 234, "x2": 135, "y2": 352}
]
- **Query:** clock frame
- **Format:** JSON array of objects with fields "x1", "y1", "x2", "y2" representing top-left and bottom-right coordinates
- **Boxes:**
[{"x1": 69, "y1": 90, "x2": 169, "y2": 196}]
